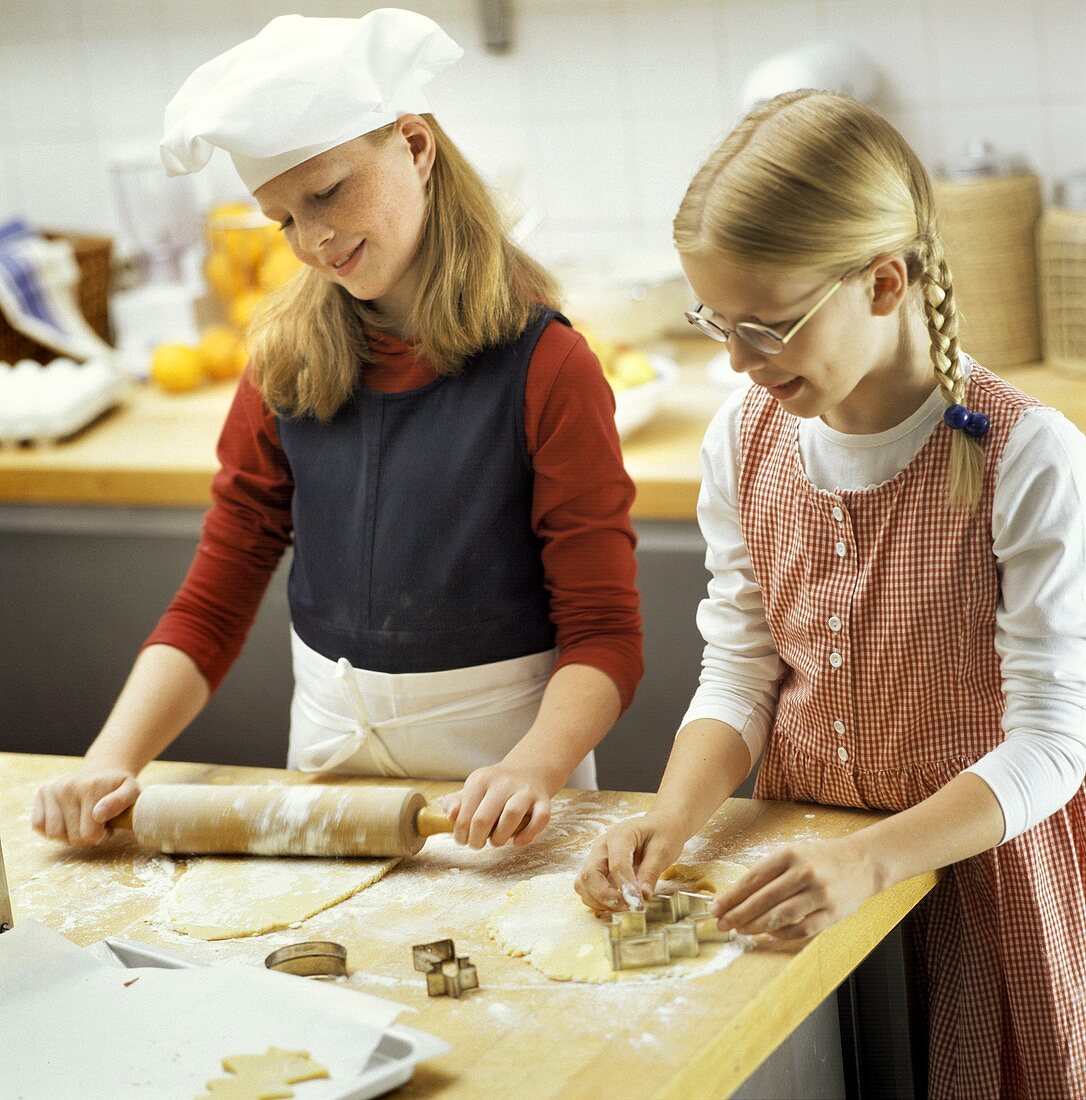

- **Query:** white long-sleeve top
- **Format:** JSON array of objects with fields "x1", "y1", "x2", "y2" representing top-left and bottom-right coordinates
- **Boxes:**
[{"x1": 681, "y1": 376, "x2": 1086, "y2": 843}]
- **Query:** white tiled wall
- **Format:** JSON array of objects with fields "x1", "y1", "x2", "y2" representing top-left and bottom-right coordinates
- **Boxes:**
[{"x1": 1, "y1": 0, "x2": 1083, "y2": 263}]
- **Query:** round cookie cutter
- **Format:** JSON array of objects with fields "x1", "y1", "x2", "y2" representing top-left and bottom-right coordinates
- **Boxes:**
[{"x1": 265, "y1": 941, "x2": 348, "y2": 980}]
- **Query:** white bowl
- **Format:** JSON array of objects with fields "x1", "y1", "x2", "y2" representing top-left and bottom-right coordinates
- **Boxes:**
[
  {"x1": 558, "y1": 251, "x2": 691, "y2": 346},
  {"x1": 613, "y1": 354, "x2": 680, "y2": 439}
]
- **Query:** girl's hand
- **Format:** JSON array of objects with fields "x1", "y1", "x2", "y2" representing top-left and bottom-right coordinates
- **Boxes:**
[
  {"x1": 444, "y1": 765, "x2": 554, "y2": 849},
  {"x1": 574, "y1": 813, "x2": 688, "y2": 913},
  {"x1": 31, "y1": 767, "x2": 141, "y2": 847},
  {"x1": 711, "y1": 837, "x2": 882, "y2": 940}
]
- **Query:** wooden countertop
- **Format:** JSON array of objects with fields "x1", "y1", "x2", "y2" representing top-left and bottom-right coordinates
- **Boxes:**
[
  {"x1": 2, "y1": 751, "x2": 936, "y2": 1099},
  {"x1": 1, "y1": 345, "x2": 1083, "y2": 519}
]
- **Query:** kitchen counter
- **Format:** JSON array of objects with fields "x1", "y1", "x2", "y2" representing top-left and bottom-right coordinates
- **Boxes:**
[
  {"x1": 1, "y1": 751, "x2": 938, "y2": 1099},
  {"x1": 3, "y1": 342, "x2": 1081, "y2": 519}
]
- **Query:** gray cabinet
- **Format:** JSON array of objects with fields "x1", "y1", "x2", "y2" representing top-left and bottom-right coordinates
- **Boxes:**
[{"x1": 1, "y1": 506, "x2": 724, "y2": 794}]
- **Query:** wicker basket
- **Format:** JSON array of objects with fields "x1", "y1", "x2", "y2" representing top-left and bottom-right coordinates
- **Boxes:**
[
  {"x1": 932, "y1": 172, "x2": 1043, "y2": 369},
  {"x1": 1038, "y1": 207, "x2": 1086, "y2": 376},
  {"x1": 0, "y1": 230, "x2": 113, "y2": 364}
]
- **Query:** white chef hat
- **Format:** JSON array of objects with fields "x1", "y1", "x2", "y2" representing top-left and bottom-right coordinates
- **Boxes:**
[{"x1": 160, "y1": 8, "x2": 463, "y2": 193}]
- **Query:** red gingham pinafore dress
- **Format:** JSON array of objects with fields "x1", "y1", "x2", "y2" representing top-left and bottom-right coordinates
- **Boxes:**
[{"x1": 736, "y1": 362, "x2": 1086, "y2": 1098}]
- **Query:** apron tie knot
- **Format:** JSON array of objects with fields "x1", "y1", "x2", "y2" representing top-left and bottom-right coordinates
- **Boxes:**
[{"x1": 294, "y1": 657, "x2": 404, "y2": 774}]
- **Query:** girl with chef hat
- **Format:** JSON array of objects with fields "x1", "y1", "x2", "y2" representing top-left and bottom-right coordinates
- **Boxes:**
[
  {"x1": 33, "y1": 9, "x2": 641, "y2": 853},
  {"x1": 575, "y1": 91, "x2": 1086, "y2": 1097}
]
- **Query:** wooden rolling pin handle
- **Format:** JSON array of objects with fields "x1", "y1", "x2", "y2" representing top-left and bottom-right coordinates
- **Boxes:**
[
  {"x1": 110, "y1": 806, "x2": 135, "y2": 832},
  {"x1": 415, "y1": 804, "x2": 454, "y2": 838}
]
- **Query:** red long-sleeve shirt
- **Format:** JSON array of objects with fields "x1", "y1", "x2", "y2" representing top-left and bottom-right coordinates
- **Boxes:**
[{"x1": 143, "y1": 318, "x2": 644, "y2": 709}]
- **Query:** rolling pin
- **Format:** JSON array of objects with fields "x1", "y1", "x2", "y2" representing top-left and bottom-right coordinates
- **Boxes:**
[{"x1": 110, "y1": 784, "x2": 454, "y2": 858}]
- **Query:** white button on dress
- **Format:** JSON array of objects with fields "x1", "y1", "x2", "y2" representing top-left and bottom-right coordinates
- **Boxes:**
[
  {"x1": 835, "y1": 541, "x2": 847, "y2": 557},
  {"x1": 837, "y1": 745, "x2": 849, "y2": 763},
  {"x1": 829, "y1": 652, "x2": 844, "y2": 668},
  {"x1": 832, "y1": 506, "x2": 844, "y2": 522},
  {"x1": 833, "y1": 719, "x2": 846, "y2": 735},
  {"x1": 828, "y1": 615, "x2": 842, "y2": 632}
]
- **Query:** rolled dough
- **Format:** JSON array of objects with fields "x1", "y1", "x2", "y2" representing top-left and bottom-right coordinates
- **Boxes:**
[
  {"x1": 487, "y1": 861, "x2": 749, "y2": 983},
  {"x1": 164, "y1": 857, "x2": 398, "y2": 940},
  {"x1": 221, "y1": 1048, "x2": 329, "y2": 1084}
]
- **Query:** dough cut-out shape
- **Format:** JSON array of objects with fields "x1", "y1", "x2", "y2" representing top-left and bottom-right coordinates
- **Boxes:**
[
  {"x1": 164, "y1": 856, "x2": 398, "y2": 940},
  {"x1": 199, "y1": 1076, "x2": 292, "y2": 1099},
  {"x1": 197, "y1": 1047, "x2": 329, "y2": 1100},
  {"x1": 221, "y1": 1048, "x2": 330, "y2": 1085},
  {"x1": 487, "y1": 861, "x2": 749, "y2": 983}
]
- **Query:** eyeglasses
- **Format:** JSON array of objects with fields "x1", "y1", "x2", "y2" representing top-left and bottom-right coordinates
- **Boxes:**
[{"x1": 684, "y1": 274, "x2": 850, "y2": 356}]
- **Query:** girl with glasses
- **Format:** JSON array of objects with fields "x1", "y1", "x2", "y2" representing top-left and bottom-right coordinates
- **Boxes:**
[
  {"x1": 576, "y1": 90, "x2": 1085, "y2": 1098},
  {"x1": 32, "y1": 11, "x2": 641, "y2": 855}
]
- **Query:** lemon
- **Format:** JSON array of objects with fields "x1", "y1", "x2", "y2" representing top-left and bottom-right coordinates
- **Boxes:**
[
  {"x1": 150, "y1": 344, "x2": 204, "y2": 393},
  {"x1": 258, "y1": 245, "x2": 304, "y2": 291},
  {"x1": 607, "y1": 347, "x2": 656, "y2": 391},
  {"x1": 198, "y1": 325, "x2": 247, "y2": 380},
  {"x1": 204, "y1": 251, "x2": 249, "y2": 302},
  {"x1": 229, "y1": 289, "x2": 265, "y2": 331},
  {"x1": 577, "y1": 324, "x2": 616, "y2": 374}
]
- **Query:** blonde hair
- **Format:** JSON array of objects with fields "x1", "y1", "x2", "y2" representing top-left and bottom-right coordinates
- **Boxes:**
[
  {"x1": 248, "y1": 115, "x2": 561, "y2": 421},
  {"x1": 674, "y1": 90, "x2": 983, "y2": 509}
]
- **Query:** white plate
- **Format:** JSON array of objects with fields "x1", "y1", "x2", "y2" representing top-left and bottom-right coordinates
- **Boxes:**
[{"x1": 613, "y1": 353, "x2": 680, "y2": 439}]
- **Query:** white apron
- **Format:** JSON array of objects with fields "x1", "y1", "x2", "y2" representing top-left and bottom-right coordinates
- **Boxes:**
[{"x1": 287, "y1": 628, "x2": 598, "y2": 788}]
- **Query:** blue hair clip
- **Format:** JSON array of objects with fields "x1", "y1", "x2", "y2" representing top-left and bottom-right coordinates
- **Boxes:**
[{"x1": 943, "y1": 403, "x2": 990, "y2": 438}]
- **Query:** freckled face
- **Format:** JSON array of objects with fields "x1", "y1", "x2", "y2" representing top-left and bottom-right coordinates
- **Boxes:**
[
  {"x1": 680, "y1": 251, "x2": 878, "y2": 422},
  {"x1": 254, "y1": 123, "x2": 431, "y2": 310}
]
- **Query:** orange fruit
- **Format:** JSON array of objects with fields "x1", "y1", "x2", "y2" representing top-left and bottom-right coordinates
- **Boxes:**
[
  {"x1": 258, "y1": 245, "x2": 303, "y2": 291},
  {"x1": 198, "y1": 325, "x2": 247, "y2": 380},
  {"x1": 150, "y1": 344, "x2": 204, "y2": 393},
  {"x1": 229, "y1": 289, "x2": 265, "y2": 331},
  {"x1": 204, "y1": 250, "x2": 249, "y2": 301}
]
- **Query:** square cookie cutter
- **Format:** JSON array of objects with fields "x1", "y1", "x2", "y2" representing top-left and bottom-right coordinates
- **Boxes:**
[
  {"x1": 607, "y1": 891, "x2": 731, "y2": 971},
  {"x1": 412, "y1": 938, "x2": 479, "y2": 998}
]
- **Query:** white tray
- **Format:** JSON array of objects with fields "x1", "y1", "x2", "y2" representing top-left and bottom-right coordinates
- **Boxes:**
[{"x1": 89, "y1": 937, "x2": 449, "y2": 1100}]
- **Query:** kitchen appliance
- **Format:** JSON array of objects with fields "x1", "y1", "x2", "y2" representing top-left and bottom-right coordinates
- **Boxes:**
[
  {"x1": 108, "y1": 148, "x2": 202, "y2": 285},
  {"x1": 107, "y1": 147, "x2": 206, "y2": 356}
]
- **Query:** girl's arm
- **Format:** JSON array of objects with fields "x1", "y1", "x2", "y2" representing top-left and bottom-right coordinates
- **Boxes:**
[
  {"x1": 448, "y1": 663, "x2": 621, "y2": 848},
  {"x1": 711, "y1": 773, "x2": 1004, "y2": 939},
  {"x1": 33, "y1": 373, "x2": 293, "y2": 846},
  {"x1": 575, "y1": 717, "x2": 752, "y2": 909},
  {"x1": 448, "y1": 323, "x2": 643, "y2": 846},
  {"x1": 32, "y1": 644, "x2": 210, "y2": 845}
]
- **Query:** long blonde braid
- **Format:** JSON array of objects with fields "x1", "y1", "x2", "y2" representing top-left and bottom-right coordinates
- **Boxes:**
[{"x1": 919, "y1": 245, "x2": 985, "y2": 508}]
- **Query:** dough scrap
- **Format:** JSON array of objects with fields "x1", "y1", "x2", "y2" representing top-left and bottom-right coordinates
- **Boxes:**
[
  {"x1": 222, "y1": 1048, "x2": 330, "y2": 1085},
  {"x1": 198, "y1": 1048, "x2": 328, "y2": 1100},
  {"x1": 164, "y1": 856, "x2": 398, "y2": 940},
  {"x1": 200, "y1": 1078, "x2": 292, "y2": 1099},
  {"x1": 487, "y1": 861, "x2": 749, "y2": 983}
]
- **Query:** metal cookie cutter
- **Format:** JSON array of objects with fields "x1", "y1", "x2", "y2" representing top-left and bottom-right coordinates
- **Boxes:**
[
  {"x1": 265, "y1": 941, "x2": 349, "y2": 979},
  {"x1": 412, "y1": 938, "x2": 479, "y2": 998},
  {"x1": 607, "y1": 890, "x2": 731, "y2": 971}
]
